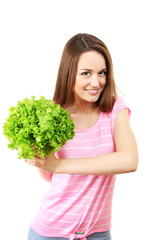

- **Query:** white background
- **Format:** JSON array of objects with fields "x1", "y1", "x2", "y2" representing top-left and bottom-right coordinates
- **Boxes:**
[{"x1": 0, "y1": 0, "x2": 160, "y2": 239}]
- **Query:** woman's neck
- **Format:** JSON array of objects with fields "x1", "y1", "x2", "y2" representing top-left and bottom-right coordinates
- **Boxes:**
[{"x1": 67, "y1": 101, "x2": 98, "y2": 115}]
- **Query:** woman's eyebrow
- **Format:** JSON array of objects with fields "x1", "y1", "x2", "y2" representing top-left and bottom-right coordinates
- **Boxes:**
[
  {"x1": 78, "y1": 68, "x2": 107, "y2": 71},
  {"x1": 78, "y1": 68, "x2": 92, "y2": 71}
]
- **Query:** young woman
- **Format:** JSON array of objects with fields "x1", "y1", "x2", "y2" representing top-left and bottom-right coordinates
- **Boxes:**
[{"x1": 26, "y1": 33, "x2": 138, "y2": 240}]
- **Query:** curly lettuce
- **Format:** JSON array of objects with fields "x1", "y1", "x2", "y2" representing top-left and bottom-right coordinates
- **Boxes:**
[{"x1": 3, "y1": 96, "x2": 75, "y2": 159}]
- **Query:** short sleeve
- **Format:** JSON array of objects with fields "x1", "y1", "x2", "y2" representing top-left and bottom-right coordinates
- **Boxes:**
[{"x1": 110, "y1": 97, "x2": 131, "y2": 133}]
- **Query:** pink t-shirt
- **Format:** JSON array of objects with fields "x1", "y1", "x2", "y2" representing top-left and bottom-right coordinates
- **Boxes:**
[{"x1": 31, "y1": 97, "x2": 131, "y2": 240}]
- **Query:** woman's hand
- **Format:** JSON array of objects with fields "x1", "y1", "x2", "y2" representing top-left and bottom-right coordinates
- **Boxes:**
[{"x1": 25, "y1": 152, "x2": 60, "y2": 173}]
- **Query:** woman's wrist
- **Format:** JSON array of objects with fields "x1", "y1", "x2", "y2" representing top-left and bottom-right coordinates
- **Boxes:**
[{"x1": 54, "y1": 157, "x2": 61, "y2": 173}]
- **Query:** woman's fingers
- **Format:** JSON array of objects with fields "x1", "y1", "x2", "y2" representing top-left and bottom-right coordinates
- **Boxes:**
[
  {"x1": 25, "y1": 153, "x2": 59, "y2": 173},
  {"x1": 25, "y1": 156, "x2": 43, "y2": 167},
  {"x1": 25, "y1": 159, "x2": 36, "y2": 166}
]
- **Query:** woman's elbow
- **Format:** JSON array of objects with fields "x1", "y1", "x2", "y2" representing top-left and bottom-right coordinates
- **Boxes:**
[
  {"x1": 128, "y1": 152, "x2": 139, "y2": 172},
  {"x1": 38, "y1": 169, "x2": 53, "y2": 182}
]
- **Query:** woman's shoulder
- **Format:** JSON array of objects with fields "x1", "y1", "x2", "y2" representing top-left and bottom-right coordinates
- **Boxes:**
[
  {"x1": 100, "y1": 96, "x2": 131, "y2": 120},
  {"x1": 109, "y1": 96, "x2": 130, "y2": 116}
]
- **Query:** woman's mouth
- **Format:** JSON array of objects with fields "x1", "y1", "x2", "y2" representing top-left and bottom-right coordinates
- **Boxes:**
[{"x1": 85, "y1": 89, "x2": 99, "y2": 95}]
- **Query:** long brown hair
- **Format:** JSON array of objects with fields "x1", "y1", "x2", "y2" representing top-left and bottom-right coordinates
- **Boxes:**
[{"x1": 53, "y1": 33, "x2": 117, "y2": 113}]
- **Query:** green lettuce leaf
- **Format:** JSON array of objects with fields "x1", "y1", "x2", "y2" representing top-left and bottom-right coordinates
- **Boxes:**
[{"x1": 3, "y1": 96, "x2": 75, "y2": 159}]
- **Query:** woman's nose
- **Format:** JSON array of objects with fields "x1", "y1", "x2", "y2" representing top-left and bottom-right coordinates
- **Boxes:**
[{"x1": 90, "y1": 74, "x2": 100, "y2": 87}]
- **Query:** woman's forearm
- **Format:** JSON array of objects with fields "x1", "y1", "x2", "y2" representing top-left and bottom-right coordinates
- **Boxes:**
[{"x1": 55, "y1": 150, "x2": 138, "y2": 175}]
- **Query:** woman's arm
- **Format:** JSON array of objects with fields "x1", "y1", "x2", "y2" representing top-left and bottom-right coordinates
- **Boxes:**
[
  {"x1": 26, "y1": 109, "x2": 138, "y2": 175},
  {"x1": 55, "y1": 109, "x2": 138, "y2": 175},
  {"x1": 38, "y1": 169, "x2": 53, "y2": 182}
]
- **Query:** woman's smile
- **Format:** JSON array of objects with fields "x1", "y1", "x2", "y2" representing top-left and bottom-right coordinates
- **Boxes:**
[{"x1": 85, "y1": 88, "x2": 100, "y2": 95}]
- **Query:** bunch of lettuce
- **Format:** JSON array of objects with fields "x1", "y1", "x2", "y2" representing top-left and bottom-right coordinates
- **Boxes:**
[{"x1": 3, "y1": 96, "x2": 75, "y2": 159}]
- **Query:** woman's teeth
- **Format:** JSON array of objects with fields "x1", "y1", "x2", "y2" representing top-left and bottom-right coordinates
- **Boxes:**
[{"x1": 86, "y1": 89, "x2": 98, "y2": 93}]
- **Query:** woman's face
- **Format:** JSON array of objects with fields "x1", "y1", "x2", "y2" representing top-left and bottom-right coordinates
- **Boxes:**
[{"x1": 73, "y1": 51, "x2": 107, "y2": 106}]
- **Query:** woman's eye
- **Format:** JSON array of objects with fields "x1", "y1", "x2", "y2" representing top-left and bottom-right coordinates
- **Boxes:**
[
  {"x1": 82, "y1": 72, "x2": 90, "y2": 76},
  {"x1": 99, "y1": 71, "x2": 107, "y2": 76}
]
